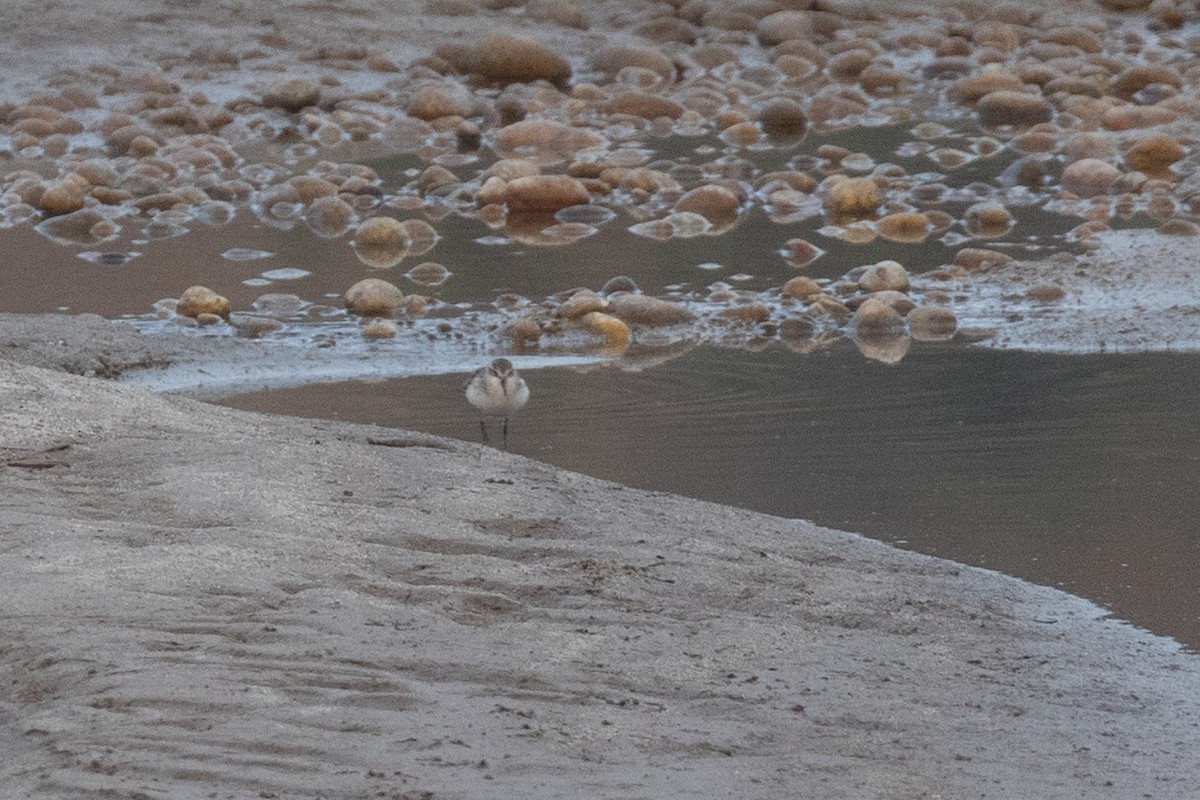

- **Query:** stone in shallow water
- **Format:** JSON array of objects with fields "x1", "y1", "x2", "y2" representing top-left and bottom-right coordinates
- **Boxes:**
[
  {"x1": 779, "y1": 238, "x2": 824, "y2": 269},
  {"x1": 505, "y1": 175, "x2": 591, "y2": 213},
  {"x1": 404, "y1": 262, "x2": 452, "y2": 287},
  {"x1": 555, "y1": 204, "x2": 616, "y2": 225},
  {"x1": 1061, "y1": 158, "x2": 1120, "y2": 199},
  {"x1": 260, "y1": 267, "x2": 311, "y2": 281},
  {"x1": 229, "y1": 313, "x2": 284, "y2": 338},
  {"x1": 344, "y1": 278, "x2": 404, "y2": 316},
  {"x1": 964, "y1": 202, "x2": 1014, "y2": 237},
  {"x1": 823, "y1": 176, "x2": 881, "y2": 219},
  {"x1": 853, "y1": 297, "x2": 905, "y2": 335},
  {"x1": 305, "y1": 195, "x2": 357, "y2": 238},
  {"x1": 675, "y1": 185, "x2": 740, "y2": 228},
  {"x1": 222, "y1": 248, "x2": 274, "y2": 261},
  {"x1": 252, "y1": 293, "x2": 307, "y2": 318},
  {"x1": 876, "y1": 212, "x2": 931, "y2": 244},
  {"x1": 581, "y1": 311, "x2": 630, "y2": 347},
  {"x1": 470, "y1": 33, "x2": 571, "y2": 85},
  {"x1": 401, "y1": 219, "x2": 439, "y2": 257},
  {"x1": 35, "y1": 208, "x2": 117, "y2": 245},
  {"x1": 262, "y1": 76, "x2": 321, "y2": 113},
  {"x1": 908, "y1": 306, "x2": 958, "y2": 341},
  {"x1": 858, "y1": 261, "x2": 910, "y2": 293},
  {"x1": 362, "y1": 318, "x2": 398, "y2": 339},
  {"x1": 176, "y1": 285, "x2": 230, "y2": 318},
  {"x1": 607, "y1": 293, "x2": 696, "y2": 326},
  {"x1": 78, "y1": 251, "x2": 141, "y2": 266}
]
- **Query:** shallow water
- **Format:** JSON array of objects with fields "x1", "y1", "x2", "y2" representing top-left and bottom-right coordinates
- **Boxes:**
[
  {"x1": 0, "y1": 125, "x2": 1082, "y2": 320},
  {"x1": 221, "y1": 343, "x2": 1200, "y2": 650}
]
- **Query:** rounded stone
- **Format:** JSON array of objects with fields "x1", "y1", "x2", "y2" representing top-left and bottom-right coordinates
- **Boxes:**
[
  {"x1": 876, "y1": 212, "x2": 930, "y2": 244},
  {"x1": 1062, "y1": 158, "x2": 1121, "y2": 198},
  {"x1": 600, "y1": 275, "x2": 639, "y2": 295},
  {"x1": 34, "y1": 208, "x2": 116, "y2": 245},
  {"x1": 305, "y1": 195, "x2": 357, "y2": 238},
  {"x1": 354, "y1": 216, "x2": 410, "y2": 249},
  {"x1": 177, "y1": 285, "x2": 231, "y2": 318},
  {"x1": 1110, "y1": 65, "x2": 1180, "y2": 101},
  {"x1": 964, "y1": 202, "x2": 1014, "y2": 236},
  {"x1": 824, "y1": 176, "x2": 881, "y2": 218},
  {"x1": 976, "y1": 91, "x2": 1053, "y2": 127},
  {"x1": 405, "y1": 262, "x2": 452, "y2": 286},
  {"x1": 345, "y1": 278, "x2": 405, "y2": 315},
  {"x1": 580, "y1": 311, "x2": 631, "y2": 347},
  {"x1": 407, "y1": 83, "x2": 477, "y2": 121},
  {"x1": 401, "y1": 219, "x2": 440, "y2": 257},
  {"x1": 948, "y1": 71, "x2": 1027, "y2": 104},
  {"x1": 954, "y1": 247, "x2": 1012, "y2": 271},
  {"x1": 716, "y1": 303, "x2": 771, "y2": 324},
  {"x1": 362, "y1": 319, "x2": 399, "y2": 339},
  {"x1": 592, "y1": 44, "x2": 674, "y2": 82},
  {"x1": 252, "y1": 293, "x2": 306, "y2": 318},
  {"x1": 1064, "y1": 132, "x2": 1117, "y2": 162},
  {"x1": 289, "y1": 176, "x2": 339, "y2": 205},
  {"x1": 493, "y1": 120, "x2": 607, "y2": 166},
  {"x1": 229, "y1": 313, "x2": 284, "y2": 338},
  {"x1": 756, "y1": 98, "x2": 808, "y2": 139},
  {"x1": 36, "y1": 182, "x2": 86, "y2": 216},
  {"x1": 1026, "y1": 284, "x2": 1067, "y2": 302},
  {"x1": 674, "y1": 185, "x2": 740, "y2": 227},
  {"x1": 908, "y1": 306, "x2": 958, "y2": 341},
  {"x1": 1124, "y1": 135, "x2": 1185, "y2": 176},
  {"x1": 607, "y1": 293, "x2": 696, "y2": 326},
  {"x1": 604, "y1": 91, "x2": 684, "y2": 120},
  {"x1": 780, "y1": 275, "x2": 822, "y2": 300},
  {"x1": 471, "y1": 34, "x2": 571, "y2": 85},
  {"x1": 557, "y1": 288, "x2": 608, "y2": 320},
  {"x1": 858, "y1": 260, "x2": 910, "y2": 293},
  {"x1": 504, "y1": 316, "x2": 542, "y2": 346},
  {"x1": 781, "y1": 238, "x2": 825, "y2": 269},
  {"x1": 262, "y1": 77, "x2": 321, "y2": 113},
  {"x1": 853, "y1": 297, "x2": 905, "y2": 335},
  {"x1": 505, "y1": 175, "x2": 591, "y2": 213},
  {"x1": 756, "y1": 11, "x2": 812, "y2": 45}
]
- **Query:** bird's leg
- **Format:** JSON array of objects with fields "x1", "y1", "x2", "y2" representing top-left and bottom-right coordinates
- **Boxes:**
[
  {"x1": 502, "y1": 417, "x2": 509, "y2": 451},
  {"x1": 479, "y1": 418, "x2": 489, "y2": 444}
]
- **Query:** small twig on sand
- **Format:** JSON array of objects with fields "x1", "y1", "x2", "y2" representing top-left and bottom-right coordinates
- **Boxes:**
[
  {"x1": 3, "y1": 442, "x2": 72, "y2": 469},
  {"x1": 366, "y1": 436, "x2": 456, "y2": 452}
]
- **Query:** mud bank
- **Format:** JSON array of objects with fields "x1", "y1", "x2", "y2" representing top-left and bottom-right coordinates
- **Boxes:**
[{"x1": 2, "y1": 313, "x2": 1200, "y2": 799}]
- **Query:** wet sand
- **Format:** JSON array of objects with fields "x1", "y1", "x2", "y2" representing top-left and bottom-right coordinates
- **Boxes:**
[{"x1": 4, "y1": 312, "x2": 1200, "y2": 799}]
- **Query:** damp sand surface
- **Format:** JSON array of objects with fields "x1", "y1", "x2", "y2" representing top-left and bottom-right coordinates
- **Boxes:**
[
  {"x1": 4, "y1": 319, "x2": 1200, "y2": 799},
  {"x1": 223, "y1": 341, "x2": 1200, "y2": 651}
]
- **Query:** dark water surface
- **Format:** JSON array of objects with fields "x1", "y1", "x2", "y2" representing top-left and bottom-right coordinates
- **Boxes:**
[{"x1": 221, "y1": 343, "x2": 1200, "y2": 650}]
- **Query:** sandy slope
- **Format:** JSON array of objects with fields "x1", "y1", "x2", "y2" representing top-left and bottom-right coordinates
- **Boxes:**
[{"x1": 2, "y1": 314, "x2": 1200, "y2": 799}]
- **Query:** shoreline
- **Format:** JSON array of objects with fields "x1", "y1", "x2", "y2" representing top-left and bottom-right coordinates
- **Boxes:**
[{"x1": 3, "y1": 310, "x2": 1200, "y2": 798}]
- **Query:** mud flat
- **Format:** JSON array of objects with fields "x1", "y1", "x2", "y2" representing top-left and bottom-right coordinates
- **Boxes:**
[{"x1": 1, "y1": 314, "x2": 1200, "y2": 799}]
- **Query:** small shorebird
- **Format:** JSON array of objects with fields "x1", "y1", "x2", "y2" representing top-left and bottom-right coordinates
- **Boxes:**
[{"x1": 464, "y1": 358, "x2": 529, "y2": 449}]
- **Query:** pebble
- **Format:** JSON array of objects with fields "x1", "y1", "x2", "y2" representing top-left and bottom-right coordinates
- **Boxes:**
[
  {"x1": 344, "y1": 278, "x2": 405, "y2": 315},
  {"x1": 471, "y1": 34, "x2": 571, "y2": 85},
  {"x1": 824, "y1": 176, "x2": 882, "y2": 218},
  {"x1": 908, "y1": 306, "x2": 958, "y2": 341},
  {"x1": 176, "y1": 285, "x2": 230, "y2": 318},
  {"x1": 858, "y1": 261, "x2": 910, "y2": 293},
  {"x1": 607, "y1": 293, "x2": 696, "y2": 326},
  {"x1": 262, "y1": 77, "x2": 320, "y2": 113}
]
